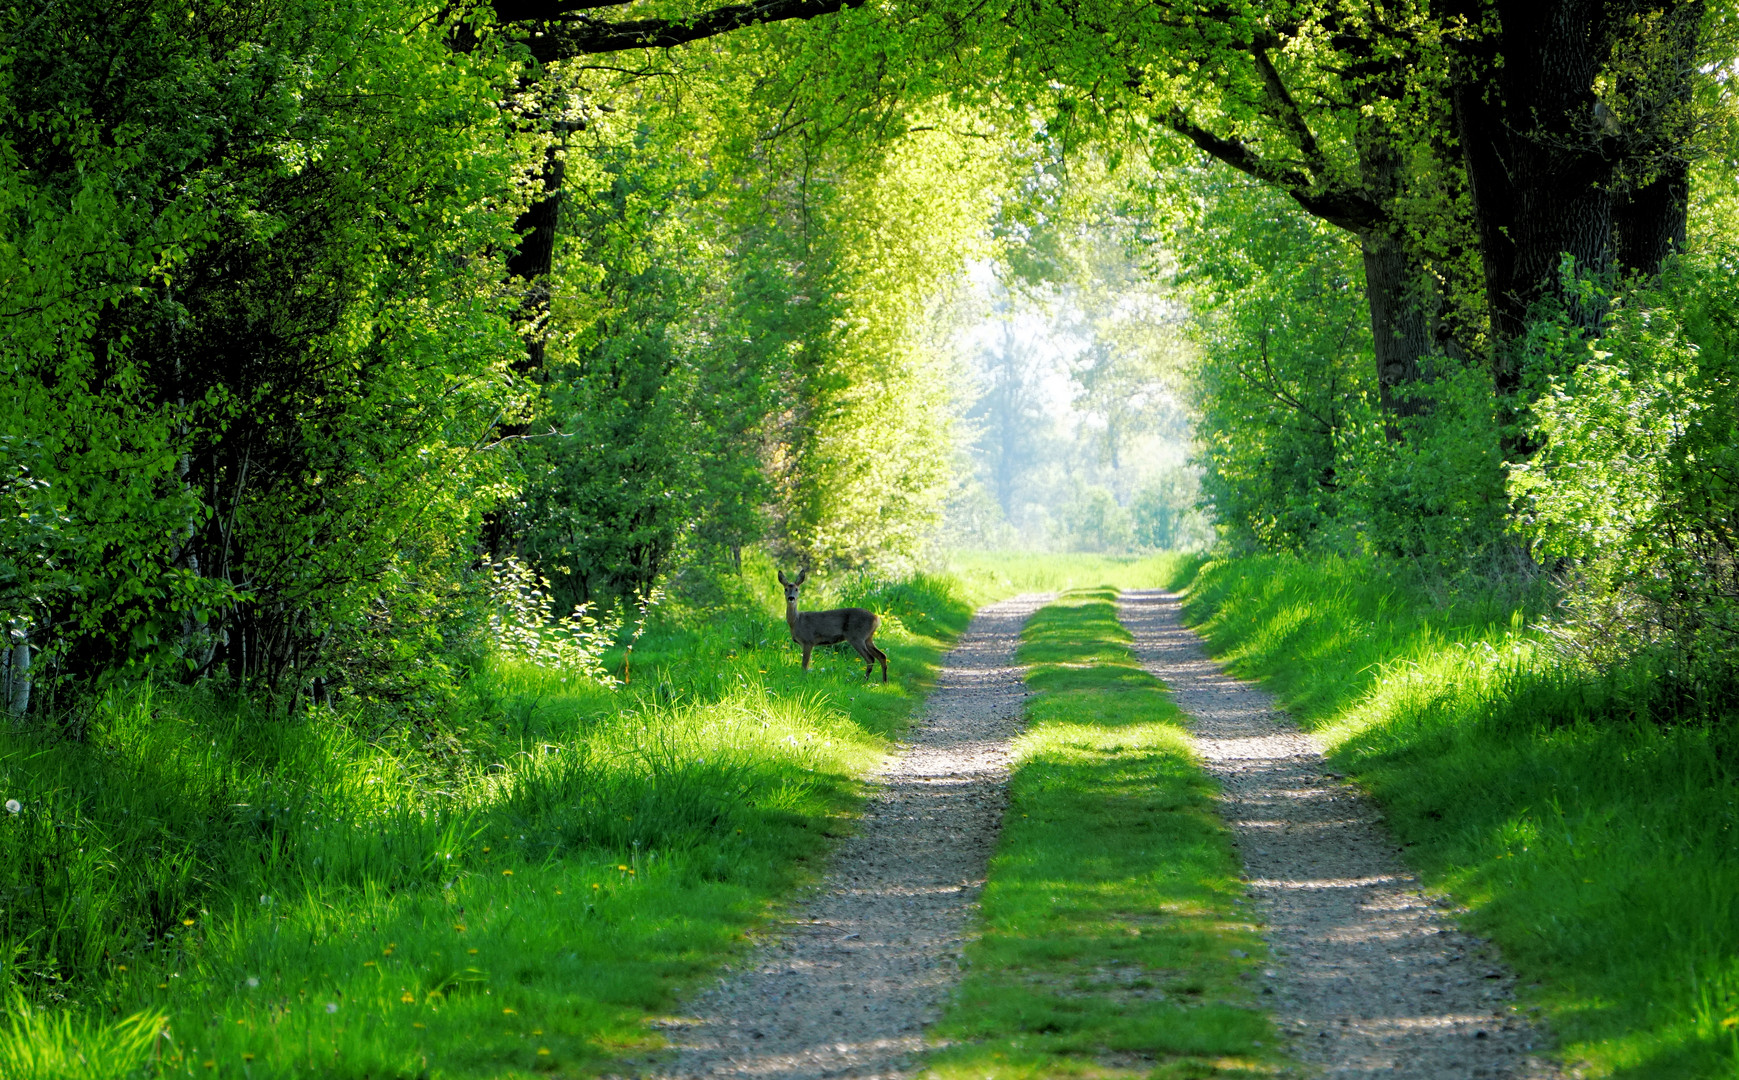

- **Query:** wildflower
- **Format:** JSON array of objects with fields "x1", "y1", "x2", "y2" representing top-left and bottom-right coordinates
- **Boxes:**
[
  {"x1": 412, "y1": 1022, "x2": 425, "y2": 1029},
  {"x1": 325, "y1": 1003, "x2": 339, "y2": 1014},
  {"x1": 242, "y1": 1053, "x2": 254, "y2": 1063},
  {"x1": 363, "y1": 961, "x2": 376, "y2": 968},
  {"x1": 502, "y1": 870, "x2": 513, "y2": 877},
  {"x1": 616, "y1": 864, "x2": 628, "y2": 872},
  {"x1": 531, "y1": 1029, "x2": 543, "y2": 1036},
  {"x1": 5, "y1": 799, "x2": 21, "y2": 814},
  {"x1": 468, "y1": 948, "x2": 479, "y2": 955},
  {"x1": 503, "y1": 1008, "x2": 516, "y2": 1016},
  {"x1": 591, "y1": 884, "x2": 599, "y2": 890},
  {"x1": 454, "y1": 924, "x2": 466, "y2": 933},
  {"x1": 400, "y1": 992, "x2": 415, "y2": 1004},
  {"x1": 203, "y1": 1060, "x2": 215, "y2": 1069},
  {"x1": 537, "y1": 1048, "x2": 551, "y2": 1056},
  {"x1": 183, "y1": 918, "x2": 196, "y2": 927},
  {"x1": 246, "y1": 977, "x2": 259, "y2": 988},
  {"x1": 116, "y1": 965, "x2": 128, "y2": 972},
  {"x1": 483, "y1": 846, "x2": 491, "y2": 854}
]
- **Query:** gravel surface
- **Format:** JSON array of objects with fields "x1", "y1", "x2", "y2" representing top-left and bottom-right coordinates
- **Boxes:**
[
  {"x1": 1118, "y1": 588, "x2": 1562, "y2": 1080},
  {"x1": 650, "y1": 594, "x2": 1053, "y2": 1080}
]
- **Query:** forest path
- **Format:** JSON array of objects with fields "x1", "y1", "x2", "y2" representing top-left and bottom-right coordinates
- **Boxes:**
[
  {"x1": 1117, "y1": 588, "x2": 1561, "y2": 1079},
  {"x1": 648, "y1": 594, "x2": 1053, "y2": 1080}
]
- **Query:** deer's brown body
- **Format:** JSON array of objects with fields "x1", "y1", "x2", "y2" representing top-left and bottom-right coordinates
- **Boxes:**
[{"x1": 779, "y1": 569, "x2": 888, "y2": 683}]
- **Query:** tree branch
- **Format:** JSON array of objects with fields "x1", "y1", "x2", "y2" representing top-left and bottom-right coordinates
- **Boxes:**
[
  {"x1": 497, "y1": 0, "x2": 867, "y2": 60},
  {"x1": 1166, "y1": 108, "x2": 1384, "y2": 232}
]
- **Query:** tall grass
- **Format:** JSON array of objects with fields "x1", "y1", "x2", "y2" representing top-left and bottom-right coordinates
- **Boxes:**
[
  {"x1": 1176, "y1": 553, "x2": 1739, "y2": 1079},
  {"x1": 0, "y1": 565, "x2": 973, "y2": 1078}
]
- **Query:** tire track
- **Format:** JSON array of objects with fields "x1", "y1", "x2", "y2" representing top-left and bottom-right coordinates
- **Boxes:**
[
  {"x1": 649, "y1": 594, "x2": 1052, "y2": 1080},
  {"x1": 1118, "y1": 588, "x2": 1561, "y2": 1080}
]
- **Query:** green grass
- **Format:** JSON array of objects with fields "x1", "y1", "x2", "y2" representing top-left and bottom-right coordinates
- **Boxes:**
[
  {"x1": 925, "y1": 588, "x2": 1281, "y2": 1080},
  {"x1": 944, "y1": 553, "x2": 1205, "y2": 607},
  {"x1": 0, "y1": 563, "x2": 973, "y2": 1078},
  {"x1": 1174, "y1": 553, "x2": 1739, "y2": 1079}
]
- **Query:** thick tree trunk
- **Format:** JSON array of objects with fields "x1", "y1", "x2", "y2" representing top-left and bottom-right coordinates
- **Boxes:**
[
  {"x1": 1453, "y1": 0, "x2": 1614, "y2": 402},
  {"x1": 1360, "y1": 230, "x2": 1435, "y2": 422},
  {"x1": 1615, "y1": 161, "x2": 1690, "y2": 277},
  {"x1": 1355, "y1": 115, "x2": 1437, "y2": 423}
]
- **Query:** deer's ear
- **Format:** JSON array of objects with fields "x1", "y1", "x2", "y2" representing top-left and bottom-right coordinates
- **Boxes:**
[
  {"x1": 777, "y1": 571, "x2": 790, "y2": 585},
  {"x1": 796, "y1": 568, "x2": 809, "y2": 585}
]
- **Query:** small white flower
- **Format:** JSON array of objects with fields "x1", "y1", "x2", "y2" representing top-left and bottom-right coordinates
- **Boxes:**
[
  {"x1": 3, "y1": 799, "x2": 18, "y2": 815},
  {"x1": 246, "y1": 977, "x2": 260, "y2": 988},
  {"x1": 325, "y1": 1002, "x2": 339, "y2": 1014},
  {"x1": 259, "y1": 894, "x2": 272, "y2": 905}
]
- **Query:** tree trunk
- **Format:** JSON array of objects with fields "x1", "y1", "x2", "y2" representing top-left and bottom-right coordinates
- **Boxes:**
[
  {"x1": 1454, "y1": 0, "x2": 1614, "y2": 402},
  {"x1": 1615, "y1": 161, "x2": 1690, "y2": 277},
  {"x1": 1355, "y1": 114, "x2": 1437, "y2": 424},
  {"x1": 3, "y1": 625, "x2": 29, "y2": 718}
]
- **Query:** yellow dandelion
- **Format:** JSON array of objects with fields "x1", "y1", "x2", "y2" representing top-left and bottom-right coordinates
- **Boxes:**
[
  {"x1": 555, "y1": 890, "x2": 562, "y2": 896},
  {"x1": 116, "y1": 965, "x2": 128, "y2": 972},
  {"x1": 236, "y1": 1019, "x2": 246, "y2": 1026},
  {"x1": 616, "y1": 864, "x2": 628, "y2": 871},
  {"x1": 202, "y1": 1061, "x2": 215, "y2": 1070},
  {"x1": 483, "y1": 846, "x2": 492, "y2": 854},
  {"x1": 363, "y1": 961, "x2": 376, "y2": 968},
  {"x1": 1723, "y1": 1017, "x2": 1739, "y2": 1031},
  {"x1": 454, "y1": 924, "x2": 466, "y2": 932},
  {"x1": 468, "y1": 948, "x2": 479, "y2": 955},
  {"x1": 183, "y1": 919, "x2": 197, "y2": 927},
  {"x1": 503, "y1": 869, "x2": 513, "y2": 876},
  {"x1": 503, "y1": 1008, "x2": 516, "y2": 1016},
  {"x1": 537, "y1": 1048, "x2": 552, "y2": 1056},
  {"x1": 532, "y1": 1029, "x2": 543, "y2": 1035},
  {"x1": 413, "y1": 1022, "x2": 425, "y2": 1029},
  {"x1": 242, "y1": 1053, "x2": 255, "y2": 1063},
  {"x1": 591, "y1": 884, "x2": 600, "y2": 890},
  {"x1": 157, "y1": 983, "x2": 168, "y2": 990},
  {"x1": 401, "y1": 992, "x2": 415, "y2": 1004}
]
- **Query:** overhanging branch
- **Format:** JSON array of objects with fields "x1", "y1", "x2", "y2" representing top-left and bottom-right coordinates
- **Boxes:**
[
  {"x1": 495, "y1": 0, "x2": 867, "y2": 59},
  {"x1": 1166, "y1": 108, "x2": 1383, "y2": 232}
]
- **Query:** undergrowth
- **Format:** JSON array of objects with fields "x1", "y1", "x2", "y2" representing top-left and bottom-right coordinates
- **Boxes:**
[
  {"x1": 0, "y1": 558, "x2": 972, "y2": 1078},
  {"x1": 1175, "y1": 553, "x2": 1739, "y2": 1079},
  {"x1": 926, "y1": 587, "x2": 1279, "y2": 1080}
]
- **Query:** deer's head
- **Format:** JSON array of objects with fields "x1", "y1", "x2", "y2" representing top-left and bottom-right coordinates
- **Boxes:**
[{"x1": 777, "y1": 568, "x2": 809, "y2": 605}]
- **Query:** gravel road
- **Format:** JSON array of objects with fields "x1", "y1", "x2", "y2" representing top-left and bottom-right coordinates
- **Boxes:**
[
  {"x1": 1118, "y1": 588, "x2": 1561, "y2": 1079},
  {"x1": 649, "y1": 594, "x2": 1052, "y2": 1080}
]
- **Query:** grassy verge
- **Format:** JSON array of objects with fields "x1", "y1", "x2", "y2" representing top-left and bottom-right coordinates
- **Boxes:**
[
  {"x1": 1173, "y1": 553, "x2": 1739, "y2": 1079},
  {"x1": 944, "y1": 553, "x2": 1205, "y2": 608},
  {"x1": 925, "y1": 588, "x2": 1280, "y2": 1080},
  {"x1": 0, "y1": 564, "x2": 972, "y2": 1079}
]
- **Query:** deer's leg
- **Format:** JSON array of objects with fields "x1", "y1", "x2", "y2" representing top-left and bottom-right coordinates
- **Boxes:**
[
  {"x1": 865, "y1": 637, "x2": 888, "y2": 683},
  {"x1": 849, "y1": 639, "x2": 875, "y2": 679},
  {"x1": 801, "y1": 643, "x2": 813, "y2": 671}
]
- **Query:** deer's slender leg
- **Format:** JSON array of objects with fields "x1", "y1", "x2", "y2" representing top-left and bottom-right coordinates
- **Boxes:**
[{"x1": 802, "y1": 643, "x2": 813, "y2": 671}]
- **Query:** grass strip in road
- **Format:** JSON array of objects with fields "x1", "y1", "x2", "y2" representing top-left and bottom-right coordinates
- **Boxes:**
[
  {"x1": 925, "y1": 588, "x2": 1280, "y2": 1080},
  {"x1": 1175, "y1": 553, "x2": 1739, "y2": 1079}
]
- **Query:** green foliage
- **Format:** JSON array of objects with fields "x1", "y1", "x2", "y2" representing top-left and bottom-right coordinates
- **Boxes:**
[
  {"x1": 928, "y1": 588, "x2": 1276, "y2": 1079},
  {"x1": 1179, "y1": 553, "x2": 1739, "y2": 1078},
  {"x1": 1169, "y1": 171, "x2": 1373, "y2": 551},
  {"x1": 1, "y1": 0, "x2": 535, "y2": 699},
  {"x1": 1514, "y1": 249, "x2": 1739, "y2": 699}
]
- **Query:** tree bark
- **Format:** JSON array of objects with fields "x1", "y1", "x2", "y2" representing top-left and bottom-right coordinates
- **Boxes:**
[{"x1": 1453, "y1": 0, "x2": 1615, "y2": 400}]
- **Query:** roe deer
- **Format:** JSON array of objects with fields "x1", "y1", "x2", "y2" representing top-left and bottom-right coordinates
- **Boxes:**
[{"x1": 778, "y1": 568, "x2": 888, "y2": 683}]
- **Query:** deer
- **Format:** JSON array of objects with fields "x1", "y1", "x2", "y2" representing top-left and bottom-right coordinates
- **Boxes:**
[{"x1": 778, "y1": 568, "x2": 888, "y2": 683}]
